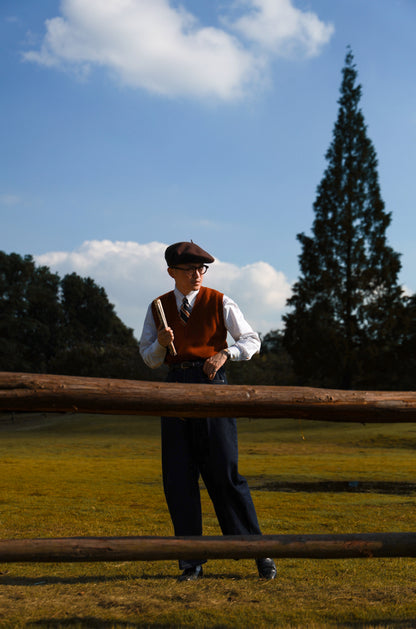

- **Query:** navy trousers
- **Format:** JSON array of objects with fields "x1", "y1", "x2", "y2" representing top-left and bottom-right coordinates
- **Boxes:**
[{"x1": 161, "y1": 363, "x2": 261, "y2": 569}]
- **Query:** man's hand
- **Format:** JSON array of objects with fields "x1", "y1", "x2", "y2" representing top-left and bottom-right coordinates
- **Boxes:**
[
  {"x1": 203, "y1": 350, "x2": 228, "y2": 380},
  {"x1": 158, "y1": 325, "x2": 174, "y2": 348}
]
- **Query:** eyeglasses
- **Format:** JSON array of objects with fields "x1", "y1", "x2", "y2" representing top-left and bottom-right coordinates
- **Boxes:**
[{"x1": 170, "y1": 265, "x2": 209, "y2": 276}]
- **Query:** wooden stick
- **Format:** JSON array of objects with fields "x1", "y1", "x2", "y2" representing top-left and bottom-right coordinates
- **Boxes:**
[{"x1": 153, "y1": 298, "x2": 177, "y2": 356}]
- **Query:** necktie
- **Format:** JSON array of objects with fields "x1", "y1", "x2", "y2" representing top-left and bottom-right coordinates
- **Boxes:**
[{"x1": 180, "y1": 297, "x2": 192, "y2": 325}]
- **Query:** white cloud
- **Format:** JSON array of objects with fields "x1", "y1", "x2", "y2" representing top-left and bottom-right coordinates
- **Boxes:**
[
  {"x1": 35, "y1": 239, "x2": 292, "y2": 337},
  {"x1": 230, "y1": 0, "x2": 334, "y2": 57},
  {"x1": 23, "y1": 0, "x2": 258, "y2": 100},
  {"x1": 209, "y1": 259, "x2": 292, "y2": 333},
  {"x1": 23, "y1": 0, "x2": 334, "y2": 101}
]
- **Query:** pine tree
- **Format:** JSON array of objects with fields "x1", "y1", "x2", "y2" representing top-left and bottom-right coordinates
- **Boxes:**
[{"x1": 283, "y1": 48, "x2": 404, "y2": 389}]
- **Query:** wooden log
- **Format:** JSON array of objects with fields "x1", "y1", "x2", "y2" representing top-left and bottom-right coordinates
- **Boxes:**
[
  {"x1": 1, "y1": 371, "x2": 416, "y2": 422},
  {"x1": 0, "y1": 534, "x2": 416, "y2": 562}
]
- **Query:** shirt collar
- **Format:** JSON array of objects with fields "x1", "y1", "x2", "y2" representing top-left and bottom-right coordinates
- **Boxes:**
[{"x1": 174, "y1": 287, "x2": 199, "y2": 308}]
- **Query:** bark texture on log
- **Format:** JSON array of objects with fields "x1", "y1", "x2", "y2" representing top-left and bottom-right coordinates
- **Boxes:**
[
  {"x1": 1, "y1": 371, "x2": 416, "y2": 422},
  {"x1": 0, "y1": 534, "x2": 415, "y2": 562}
]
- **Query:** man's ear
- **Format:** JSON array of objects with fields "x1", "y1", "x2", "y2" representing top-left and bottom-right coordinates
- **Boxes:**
[{"x1": 167, "y1": 267, "x2": 175, "y2": 279}]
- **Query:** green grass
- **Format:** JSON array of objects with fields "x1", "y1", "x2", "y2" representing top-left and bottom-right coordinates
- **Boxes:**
[{"x1": 1, "y1": 412, "x2": 416, "y2": 628}]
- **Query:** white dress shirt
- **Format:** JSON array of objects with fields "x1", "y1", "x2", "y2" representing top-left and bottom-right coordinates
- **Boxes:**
[{"x1": 139, "y1": 287, "x2": 261, "y2": 369}]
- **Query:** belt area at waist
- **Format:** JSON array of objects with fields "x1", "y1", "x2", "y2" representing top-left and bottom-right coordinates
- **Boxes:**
[{"x1": 168, "y1": 360, "x2": 205, "y2": 370}]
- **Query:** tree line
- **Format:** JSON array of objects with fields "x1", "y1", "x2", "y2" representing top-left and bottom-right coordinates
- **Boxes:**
[
  {"x1": 2, "y1": 50, "x2": 416, "y2": 390},
  {"x1": 0, "y1": 251, "x2": 165, "y2": 382}
]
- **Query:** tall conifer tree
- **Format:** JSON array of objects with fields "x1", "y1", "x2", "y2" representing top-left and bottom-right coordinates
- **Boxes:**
[{"x1": 283, "y1": 48, "x2": 403, "y2": 389}]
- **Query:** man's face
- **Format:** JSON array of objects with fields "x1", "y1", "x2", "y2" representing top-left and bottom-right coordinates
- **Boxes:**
[{"x1": 168, "y1": 264, "x2": 207, "y2": 295}]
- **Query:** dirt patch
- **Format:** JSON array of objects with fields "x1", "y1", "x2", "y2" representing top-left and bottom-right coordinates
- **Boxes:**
[{"x1": 256, "y1": 480, "x2": 416, "y2": 495}]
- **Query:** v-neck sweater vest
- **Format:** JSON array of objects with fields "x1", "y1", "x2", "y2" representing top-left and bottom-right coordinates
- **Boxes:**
[{"x1": 152, "y1": 286, "x2": 227, "y2": 365}]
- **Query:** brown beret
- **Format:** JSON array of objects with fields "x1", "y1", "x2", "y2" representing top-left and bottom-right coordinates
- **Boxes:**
[{"x1": 165, "y1": 241, "x2": 215, "y2": 266}]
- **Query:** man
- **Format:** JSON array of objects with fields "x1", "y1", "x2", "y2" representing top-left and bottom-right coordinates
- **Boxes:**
[{"x1": 140, "y1": 241, "x2": 276, "y2": 582}]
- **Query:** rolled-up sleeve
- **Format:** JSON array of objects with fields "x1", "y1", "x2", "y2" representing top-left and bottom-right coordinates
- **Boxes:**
[
  {"x1": 223, "y1": 295, "x2": 261, "y2": 361},
  {"x1": 139, "y1": 304, "x2": 167, "y2": 369}
]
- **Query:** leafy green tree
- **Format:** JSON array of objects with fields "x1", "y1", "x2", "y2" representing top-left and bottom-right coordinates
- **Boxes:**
[
  {"x1": 0, "y1": 252, "x2": 158, "y2": 379},
  {"x1": 49, "y1": 273, "x2": 144, "y2": 378},
  {"x1": 0, "y1": 252, "x2": 62, "y2": 372},
  {"x1": 52, "y1": 272, "x2": 154, "y2": 379},
  {"x1": 59, "y1": 273, "x2": 134, "y2": 347},
  {"x1": 283, "y1": 49, "x2": 404, "y2": 389}
]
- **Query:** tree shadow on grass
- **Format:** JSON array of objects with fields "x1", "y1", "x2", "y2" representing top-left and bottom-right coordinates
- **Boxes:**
[
  {"x1": 0, "y1": 572, "x2": 249, "y2": 587},
  {"x1": 26, "y1": 619, "x2": 178, "y2": 628},
  {"x1": 0, "y1": 573, "x2": 174, "y2": 586},
  {"x1": 24, "y1": 614, "x2": 416, "y2": 629},
  {"x1": 0, "y1": 565, "x2": 256, "y2": 586},
  {"x1": 344, "y1": 622, "x2": 416, "y2": 629},
  {"x1": 257, "y1": 480, "x2": 416, "y2": 495},
  {"x1": 25, "y1": 613, "x2": 416, "y2": 629}
]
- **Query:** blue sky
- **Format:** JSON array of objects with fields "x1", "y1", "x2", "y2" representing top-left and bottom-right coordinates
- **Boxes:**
[{"x1": 1, "y1": 0, "x2": 415, "y2": 337}]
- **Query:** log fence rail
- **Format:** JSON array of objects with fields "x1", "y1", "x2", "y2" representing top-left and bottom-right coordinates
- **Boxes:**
[{"x1": 1, "y1": 372, "x2": 415, "y2": 563}]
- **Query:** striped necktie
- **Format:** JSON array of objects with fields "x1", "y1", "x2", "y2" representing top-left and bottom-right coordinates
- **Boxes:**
[{"x1": 180, "y1": 296, "x2": 192, "y2": 325}]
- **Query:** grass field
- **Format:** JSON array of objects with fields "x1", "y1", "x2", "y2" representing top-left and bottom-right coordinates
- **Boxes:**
[{"x1": 0, "y1": 410, "x2": 416, "y2": 628}]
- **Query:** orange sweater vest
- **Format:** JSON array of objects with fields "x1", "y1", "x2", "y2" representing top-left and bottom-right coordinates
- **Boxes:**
[{"x1": 152, "y1": 286, "x2": 227, "y2": 364}]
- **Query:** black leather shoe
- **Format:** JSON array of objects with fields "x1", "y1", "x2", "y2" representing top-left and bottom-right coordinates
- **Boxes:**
[
  {"x1": 256, "y1": 558, "x2": 277, "y2": 579},
  {"x1": 177, "y1": 565, "x2": 203, "y2": 582}
]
